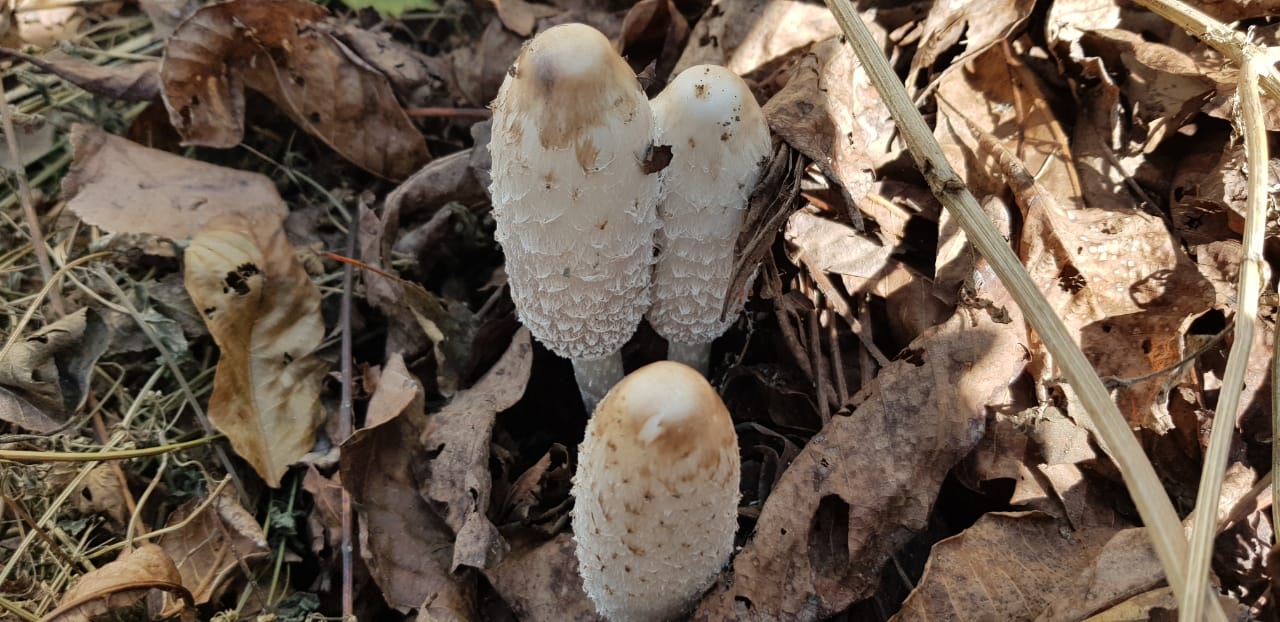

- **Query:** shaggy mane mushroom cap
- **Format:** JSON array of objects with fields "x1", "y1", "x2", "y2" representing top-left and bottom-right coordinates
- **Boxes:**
[
  {"x1": 571, "y1": 361, "x2": 741, "y2": 622},
  {"x1": 647, "y1": 64, "x2": 771, "y2": 363},
  {"x1": 489, "y1": 23, "x2": 661, "y2": 362}
]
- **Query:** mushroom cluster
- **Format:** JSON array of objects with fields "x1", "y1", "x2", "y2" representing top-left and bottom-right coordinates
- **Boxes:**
[
  {"x1": 488, "y1": 24, "x2": 770, "y2": 409},
  {"x1": 488, "y1": 23, "x2": 766, "y2": 622},
  {"x1": 570, "y1": 361, "x2": 740, "y2": 622}
]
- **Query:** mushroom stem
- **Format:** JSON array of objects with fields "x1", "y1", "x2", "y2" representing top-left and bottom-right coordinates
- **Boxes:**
[
  {"x1": 570, "y1": 352, "x2": 624, "y2": 413},
  {"x1": 666, "y1": 340, "x2": 712, "y2": 376}
]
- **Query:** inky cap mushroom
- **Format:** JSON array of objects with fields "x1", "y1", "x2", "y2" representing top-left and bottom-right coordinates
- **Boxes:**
[
  {"x1": 647, "y1": 64, "x2": 771, "y2": 375},
  {"x1": 571, "y1": 361, "x2": 740, "y2": 622},
  {"x1": 489, "y1": 23, "x2": 661, "y2": 411}
]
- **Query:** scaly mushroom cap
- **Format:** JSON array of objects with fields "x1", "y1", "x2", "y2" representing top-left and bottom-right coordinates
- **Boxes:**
[
  {"x1": 647, "y1": 65, "x2": 771, "y2": 346},
  {"x1": 571, "y1": 361, "x2": 740, "y2": 622},
  {"x1": 489, "y1": 23, "x2": 661, "y2": 359}
]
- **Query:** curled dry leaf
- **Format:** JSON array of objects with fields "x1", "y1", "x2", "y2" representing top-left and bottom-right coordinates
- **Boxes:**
[
  {"x1": 482, "y1": 533, "x2": 603, "y2": 622},
  {"x1": 341, "y1": 353, "x2": 474, "y2": 618},
  {"x1": 157, "y1": 485, "x2": 269, "y2": 615},
  {"x1": 62, "y1": 125, "x2": 288, "y2": 239},
  {"x1": 0, "y1": 307, "x2": 110, "y2": 433},
  {"x1": 936, "y1": 44, "x2": 1213, "y2": 430},
  {"x1": 908, "y1": 0, "x2": 1034, "y2": 82},
  {"x1": 183, "y1": 213, "x2": 327, "y2": 487},
  {"x1": 673, "y1": 0, "x2": 839, "y2": 75},
  {"x1": 44, "y1": 543, "x2": 192, "y2": 622},
  {"x1": 893, "y1": 512, "x2": 1118, "y2": 620},
  {"x1": 420, "y1": 329, "x2": 533, "y2": 571},
  {"x1": 0, "y1": 49, "x2": 159, "y2": 101},
  {"x1": 763, "y1": 37, "x2": 896, "y2": 207},
  {"x1": 160, "y1": 0, "x2": 429, "y2": 180},
  {"x1": 696, "y1": 263, "x2": 1027, "y2": 620}
]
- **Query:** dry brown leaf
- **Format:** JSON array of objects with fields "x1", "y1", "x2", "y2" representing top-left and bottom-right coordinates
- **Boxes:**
[
  {"x1": 784, "y1": 209, "x2": 894, "y2": 288},
  {"x1": 341, "y1": 353, "x2": 474, "y2": 618},
  {"x1": 8, "y1": 0, "x2": 84, "y2": 48},
  {"x1": 673, "y1": 0, "x2": 840, "y2": 75},
  {"x1": 44, "y1": 543, "x2": 192, "y2": 622},
  {"x1": 325, "y1": 24, "x2": 454, "y2": 106},
  {"x1": 420, "y1": 329, "x2": 533, "y2": 571},
  {"x1": 184, "y1": 213, "x2": 327, "y2": 487},
  {"x1": 0, "y1": 49, "x2": 159, "y2": 101},
  {"x1": 695, "y1": 262, "x2": 1028, "y2": 619},
  {"x1": 75, "y1": 464, "x2": 129, "y2": 527},
  {"x1": 0, "y1": 307, "x2": 110, "y2": 433},
  {"x1": 937, "y1": 45, "x2": 1213, "y2": 430},
  {"x1": 893, "y1": 512, "x2": 1119, "y2": 620},
  {"x1": 159, "y1": 0, "x2": 429, "y2": 180},
  {"x1": 302, "y1": 466, "x2": 343, "y2": 555},
  {"x1": 157, "y1": 486, "x2": 269, "y2": 614},
  {"x1": 764, "y1": 36, "x2": 896, "y2": 207},
  {"x1": 358, "y1": 204, "x2": 478, "y2": 394},
  {"x1": 909, "y1": 0, "x2": 1034, "y2": 82},
  {"x1": 62, "y1": 125, "x2": 288, "y2": 239},
  {"x1": 485, "y1": 0, "x2": 559, "y2": 36},
  {"x1": 482, "y1": 533, "x2": 603, "y2": 622},
  {"x1": 616, "y1": 0, "x2": 689, "y2": 83}
]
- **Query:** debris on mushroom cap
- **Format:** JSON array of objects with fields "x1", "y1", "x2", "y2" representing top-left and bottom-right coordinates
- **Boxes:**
[
  {"x1": 646, "y1": 64, "x2": 771, "y2": 368},
  {"x1": 571, "y1": 361, "x2": 740, "y2": 622},
  {"x1": 488, "y1": 23, "x2": 661, "y2": 362}
]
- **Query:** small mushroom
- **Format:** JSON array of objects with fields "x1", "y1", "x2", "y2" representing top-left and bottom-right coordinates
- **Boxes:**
[
  {"x1": 647, "y1": 65, "x2": 772, "y2": 375},
  {"x1": 571, "y1": 361, "x2": 740, "y2": 622},
  {"x1": 488, "y1": 23, "x2": 661, "y2": 410}
]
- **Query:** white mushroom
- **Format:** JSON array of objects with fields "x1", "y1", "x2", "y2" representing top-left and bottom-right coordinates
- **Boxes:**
[
  {"x1": 571, "y1": 361, "x2": 740, "y2": 622},
  {"x1": 648, "y1": 65, "x2": 772, "y2": 375},
  {"x1": 488, "y1": 23, "x2": 661, "y2": 411}
]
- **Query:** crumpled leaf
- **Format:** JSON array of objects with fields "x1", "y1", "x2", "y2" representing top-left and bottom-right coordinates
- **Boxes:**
[
  {"x1": 43, "y1": 543, "x2": 192, "y2": 622},
  {"x1": 0, "y1": 307, "x2": 110, "y2": 433},
  {"x1": 673, "y1": 0, "x2": 839, "y2": 75},
  {"x1": 160, "y1": 0, "x2": 429, "y2": 180},
  {"x1": 764, "y1": 36, "x2": 896, "y2": 207},
  {"x1": 695, "y1": 263, "x2": 1027, "y2": 619},
  {"x1": 784, "y1": 209, "x2": 893, "y2": 287},
  {"x1": 0, "y1": 49, "x2": 160, "y2": 101},
  {"x1": 617, "y1": 0, "x2": 689, "y2": 83},
  {"x1": 341, "y1": 353, "x2": 474, "y2": 618},
  {"x1": 909, "y1": 0, "x2": 1034, "y2": 82},
  {"x1": 482, "y1": 533, "x2": 603, "y2": 622},
  {"x1": 157, "y1": 485, "x2": 269, "y2": 614},
  {"x1": 62, "y1": 124, "x2": 288, "y2": 239},
  {"x1": 936, "y1": 44, "x2": 1214, "y2": 430},
  {"x1": 893, "y1": 512, "x2": 1119, "y2": 620},
  {"x1": 184, "y1": 213, "x2": 327, "y2": 487},
  {"x1": 420, "y1": 329, "x2": 532, "y2": 571},
  {"x1": 359, "y1": 203, "x2": 478, "y2": 394}
]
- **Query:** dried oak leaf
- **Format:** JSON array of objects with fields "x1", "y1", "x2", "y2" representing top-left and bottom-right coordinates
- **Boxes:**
[
  {"x1": 184, "y1": 213, "x2": 327, "y2": 487},
  {"x1": 44, "y1": 543, "x2": 193, "y2": 622},
  {"x1": 0, "y1": 307, "x2": 110, "y2": 433},
  {"x1": 160, "y1": 0, "x2": 429, "y2": 180},
  {"x1": 420, "y1": 329, "x2": 533, "y2": 571},
  {"x1": 763, "y1": 36, "x2": 896, "y2": 207},
  {"x1": 62, "y1": 124, "x2": 287, "y2": 239},
  {"x1": 909, "y1": 0, "x2": 1034, "y2": 81},
  {"x1": 341, "y1": 353, "x2": 474, "y2": 618},
  {"x1": 157, "y1": 485, "x2": 269, "y2": 615},
  {"x1": 695, "y1": 264, "x2": 1028, "y2": 619},
  {"x1": 894, "y1": 512, "x2": 1118, "y2": 620},
  {"x1": 0, "y1": 49, "x2": 159, "y2": 101},
  {"x1": 937, "y1": 45, "x2": 1213, "y2": 430},
  {"x1": 673, "y1": 0, "x2": 840, "y2": 75},
  {"x1": 482, "y1": 533, "x2": 603, "y2": 622}
]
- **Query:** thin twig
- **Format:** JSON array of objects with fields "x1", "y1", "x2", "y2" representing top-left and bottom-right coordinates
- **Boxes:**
[
  {"x1": 339, "y1": 199, "x2": 359, "y2": 620},
  {"x1": 0, "y1": 435, "x2": 223, "y2": 463},
  {"x1": 0, "y1": 77, "x2": 64, "y2": 318},
  {"x1": 822, "y1": 1, "x2": 1220, "y2": 618},
  {"x1": 1181, "y1": 52, "x2": 1269, "y2": 622}
]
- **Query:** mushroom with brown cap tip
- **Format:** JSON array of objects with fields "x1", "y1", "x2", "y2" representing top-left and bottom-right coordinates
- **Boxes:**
[
  {"x1": 647, "y1": 64, "x2": 772, "y2": 375},
  {"x1": 488, "y1": 23, "x2": 661, "y2": 411},
  {"x1": 571, "y1": 360, "x2": 740, "y2": 622}
]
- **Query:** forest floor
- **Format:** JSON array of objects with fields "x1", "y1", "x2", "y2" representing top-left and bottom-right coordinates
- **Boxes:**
[{"x1": 1, "y1": 0, "x2": 1278, "y2": 620}]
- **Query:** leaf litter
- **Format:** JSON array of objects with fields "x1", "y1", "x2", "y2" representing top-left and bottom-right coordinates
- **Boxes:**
[{"x1": 1, "y1": 0, "x2": 1278, "y2": 619}]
